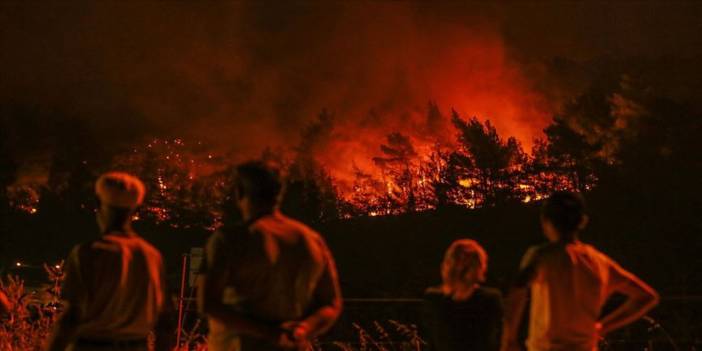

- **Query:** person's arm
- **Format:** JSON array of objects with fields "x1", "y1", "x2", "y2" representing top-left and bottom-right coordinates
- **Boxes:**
[
  {"x1": 501, "y1": 288, "x2": 528, "y2": 351},
  {"x1": 286, "y1": 241, "x2": 343, "y2": 341},
  {"x1": 46, "y1": 247, "x2": 81, "y2": 351},
  {"x1": 598, "y1": 261, "x2": 659, "y2": 335},
  {"x1": 501, "y1": 247, "x2": 540, "y2": 351},
  {"x1": 196, "y1": 233, "x2": 281, "y2": 342},
  {"x1": 490, "y1": 292, "x2": 505, "y2": 351},
  {"x1": 197, "y1": 274, "x2": 281, "y2": 341},
  {"x1": 0, "y1": 290, "x2": 10, "y2": 314}
]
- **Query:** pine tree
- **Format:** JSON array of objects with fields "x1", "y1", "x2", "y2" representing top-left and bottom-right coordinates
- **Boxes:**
[
  {"x1": 450, "y1": 110, "x2": 525, "y2": 206},
  {"x1": 372, "y1": 132, "x2": 418, "y2": 213}
]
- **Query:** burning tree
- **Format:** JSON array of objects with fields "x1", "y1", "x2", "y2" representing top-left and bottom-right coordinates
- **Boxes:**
[
  {"x1": 280, "y1": 109, "x2": 341, "y2": 224},
  {"x1": 339, "y1": 107, "x2": 551, "y2": 215},
  {"x1": 533, "y1": 118, "x2": 601, "y2": 192},
  {"x1": 449, "y1": 111, "x2": 527, "y2": 207},
  {"x1": 2, "y1": 99, "x2": 620, "y2": 225},
  {"x1": 372, "y1": 133, "x2": 419, "y2": 213},
  {"x1": 346, "y1": 166, "x2": 390, "y2": 217},
  {"x1": 111, "y1": 138, "x2": 229, "y2": 230}
]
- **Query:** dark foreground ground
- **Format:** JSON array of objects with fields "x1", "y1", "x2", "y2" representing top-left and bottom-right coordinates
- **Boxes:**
[{"x1": 3, "y1": 182, "x2": 700, "y2": 349}]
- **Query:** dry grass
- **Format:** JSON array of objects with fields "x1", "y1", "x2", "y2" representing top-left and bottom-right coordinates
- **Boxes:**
[
  {"x1": 328, "y1": 320, "x2": 426, "y2": 351},
  {"x1": 0, "y1": 264, "x2": 426, "y2": 351},
  {"x1": 0, "y1": 262, "x2": 64, "y2": 351}
]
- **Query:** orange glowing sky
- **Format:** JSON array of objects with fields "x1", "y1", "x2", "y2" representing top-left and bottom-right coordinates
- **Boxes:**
[{"x1": 2, "y1": 1, "x2": 702, "y2": 184}]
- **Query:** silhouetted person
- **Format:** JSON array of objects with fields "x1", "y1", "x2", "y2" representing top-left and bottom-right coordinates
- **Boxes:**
[
  {"x1": 197, "y1": 161, "x2": 342, "y2": 351},
  {"x1": 47, "y1": 172, "x2": 173, "y2": 351},
  {"x1": 424, "y1": 239, "x2": 503, "y2": 351},
  {"x1": 502, "y1": 191, "x2": 659, "y2": 351}
]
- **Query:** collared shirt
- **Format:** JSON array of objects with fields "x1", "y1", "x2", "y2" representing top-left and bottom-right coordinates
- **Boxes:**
[
  {"x1": 522, "y1": 241, "x2": 634, "y2": 351},
  {"x1": 201, "y1": 211, "x2": 341, "y2": 351},
  {"x1": 63, "y1": 232, "x2": 165, "y2": 340}
]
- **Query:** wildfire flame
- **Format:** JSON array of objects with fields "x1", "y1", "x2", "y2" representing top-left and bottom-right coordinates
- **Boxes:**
[{"x1": 6, "y1": 128, "x2": 584, "y2": 227}]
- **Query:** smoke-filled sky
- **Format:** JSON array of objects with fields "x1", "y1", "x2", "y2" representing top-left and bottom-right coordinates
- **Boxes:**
[{"x1": 2, "y1": 1, "x2": 702, "y2": 181}]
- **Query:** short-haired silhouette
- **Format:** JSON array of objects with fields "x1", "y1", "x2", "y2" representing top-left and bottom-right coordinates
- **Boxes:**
[
  {"x1": 198, "y1": 161, "x2": 342, "y2": 351},
  {"x1": 502, "y1": 191, "x2": 659, "y2": 351},
  {"x1": 47, "y1": 172, "x2": 173, "y2": 351}
]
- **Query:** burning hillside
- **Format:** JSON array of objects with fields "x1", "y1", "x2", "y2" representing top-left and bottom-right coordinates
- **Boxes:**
[
  {"x1": 5, "y1": 2, "x2": 693, "y2": 227},
  {"x1": 7, "y1": 103, "x2": 586, "y2": 226}
]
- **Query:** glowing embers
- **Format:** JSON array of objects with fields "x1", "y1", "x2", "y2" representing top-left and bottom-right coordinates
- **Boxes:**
[
  {"x1": 99, "y1": 137, "x2": 229, "y2": 229},
  {"x1": 6, "y1": 185, "x2": 40, "y2": 215},
  {"x1": 340, "y1": 153, "x2": 580, "y2": 216},
  {"x1": 4, "y1": 132, "x2": 591, "y2": 224},
  {"x1": 458, "y1": 178, "x2": 475, "y2": 188},
  {"x1": 144, "y1": 206, "x2": 170, "y2": 223}
]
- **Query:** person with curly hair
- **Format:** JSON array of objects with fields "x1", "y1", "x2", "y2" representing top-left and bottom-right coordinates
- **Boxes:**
[{"x1": 424, "y1": 239, "x2": 503, "y2": 351}]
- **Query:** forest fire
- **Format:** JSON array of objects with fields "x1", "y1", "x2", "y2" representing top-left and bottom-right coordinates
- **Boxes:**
[
  {"x1": 1, "y1": 1, "x2": 572, "y2": 225},
  {"x1": 0, "y1": 0, "x2": 648, "y2": 227},
  {"x1": 1, "y1": 3, "x2": 701, "y2": 350},
  {"x1": 6, "y1": 113, "x2": 581, "y2": 227},
  {"x1": 6, "y1": 106, "x2": 583, "y2": 227}
]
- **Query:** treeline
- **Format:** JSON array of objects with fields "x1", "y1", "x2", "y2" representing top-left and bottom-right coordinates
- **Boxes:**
[
  {"x1": 285, "y1": 74, "x2": 701, "y2": 225},
  {"x1": 0, "y1": 73, "x2": 700, "y2": 251}
]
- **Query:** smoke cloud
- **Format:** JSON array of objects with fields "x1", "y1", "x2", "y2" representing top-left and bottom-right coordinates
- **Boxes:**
[{"x1": 2, "y1": 1, "x2": 701, "y2": 183}]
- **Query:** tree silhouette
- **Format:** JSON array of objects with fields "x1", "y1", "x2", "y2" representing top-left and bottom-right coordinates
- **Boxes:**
[
  {"x1": 538, "y1": 117, "x2": 601, "y2": 191},
  {"x1": 450, "y1": 110, "x2": 525, "y2": 206},
  {"x1": 373, "y1": 132, "x2": 418, "y2": 212},
  {"x1": 109, "y1": 138, "x2": 224, "y2": 230},
  {"x1": 280, "y1": 109, "x2": 340, "y2": 224},
  {"x1": 422, "y1": 143, "x2": 452, "y2": 210},
  {"x1": 426, "y1": 101, "x2": 445, "y2": 135}
]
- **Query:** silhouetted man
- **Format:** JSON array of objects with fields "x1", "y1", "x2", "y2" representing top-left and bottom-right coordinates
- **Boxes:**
[
  {"x1": 47, "y1": 172, "x2": 173, "y2": 351},
  {"x1": 502, "y1": 191, "x2": 659, "y2": 351},
  {"x1": 198, "y1": 161, "x2": 342, "y2": 351}
]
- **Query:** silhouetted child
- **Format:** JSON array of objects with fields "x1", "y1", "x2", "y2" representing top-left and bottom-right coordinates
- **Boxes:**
[
  {"x1": 425, "y1": 239, "x2": 503, "y2": 351},
  {"x1": 502, "y1": 191, "x2": 659, "y2": 351}
]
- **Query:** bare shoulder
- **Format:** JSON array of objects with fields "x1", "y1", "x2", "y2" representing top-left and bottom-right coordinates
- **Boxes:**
[
  {"x1": 582, "y1": 242, "x2": 612, "y2": 259},
  {"x1": 570, "y1": 242, "x2": 619, "y2": 267},
  {"x1": 279, "y1": 213, "x2": 327, "y2": 244},
  {"x1": 520, "y1": 243, "x2": 557, "y2": 268}
]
